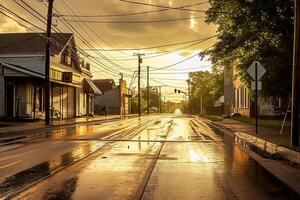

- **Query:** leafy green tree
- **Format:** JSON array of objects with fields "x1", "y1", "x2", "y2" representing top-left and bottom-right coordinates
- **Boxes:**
[
  {"x1": 131, "y1": 96, "x2": 147, "y2": 113},
  {"x1": 205, "y1": 0, "x2": 294, "y2": 97},
  {"x1": 141, "y1": 87, "x2": 159, "y2": 108},
  {"x1": 188, "y1": 69, "x2": 224, "y2": 114}
]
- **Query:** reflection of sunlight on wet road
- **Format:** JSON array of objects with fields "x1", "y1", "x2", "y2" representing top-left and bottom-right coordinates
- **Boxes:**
[
  {"x1": 10, "y1": 116, "x2": 300, "y2": 200},
  {"x1": 188, "y1": 148, "x2": 209, "y2": 163},
  {"x1": 173, "y1": 109, "x2": 182, "y2": 116}
]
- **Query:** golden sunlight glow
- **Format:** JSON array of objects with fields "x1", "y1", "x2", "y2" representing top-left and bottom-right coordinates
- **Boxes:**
[
  {"x1": 0, "y1": 17, "x2": 26, "y2": 32},
  {"x1": 189, "y1": 15, "x2": 199, "y2": 33},
  {"x1": 189, "y1": 148, "x2": 210, "y2": 163}
]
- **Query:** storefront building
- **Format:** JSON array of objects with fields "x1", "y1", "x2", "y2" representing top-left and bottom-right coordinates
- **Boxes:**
[{"x1": 0, "y1": 33, "x2": 101, "y2": 120}]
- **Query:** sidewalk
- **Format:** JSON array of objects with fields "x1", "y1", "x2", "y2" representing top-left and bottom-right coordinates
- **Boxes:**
[
  {"x1": 214, "y1": 118, "x2": 292, "y2": 147},
  {"x1": 200, "y1": 117, "x2": 300, "y2": 163},
  {"x1": 0, "y1": 114, "x2": 137, "y2": 138}
]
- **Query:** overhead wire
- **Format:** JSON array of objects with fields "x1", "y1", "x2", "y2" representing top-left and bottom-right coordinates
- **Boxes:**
[
  {"x1": 62, "y1": 0, "x2": 132, "y2": 58},
  {"x1": 88, "y1": 35, "x2": 216, "y2": 61},
  {"x1": 0, "y1": 4, "x2": 44, "y2": 32},
  {"x1": 83, "y1": 36, "x2": 214, "y2": 52},
  {"x1": 11, "y1": 0, "x2": 117, "y2": 78},
  {"x1": 6, "y1": 2, "x2": 127, "y2": 79},
  {"x1": 58, "y1": 0, "x2": 135, "y2": 72},
  {"x1": 3, "y1": 1, "x2": 214, "y2": 88},
  {"x1": 119, "y1": 0, "x2": 208, "y2": 13},
  {"x1": 61, "y1": 15, "x2": 205, "y2": 24},
  {"x1": 58, "y1": 1, "x2": 209, "y2": 18}
]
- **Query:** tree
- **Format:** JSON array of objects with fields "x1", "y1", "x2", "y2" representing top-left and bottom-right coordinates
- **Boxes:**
[
  {"x1": 205, "y1": 0, "x2": 294, "y2": 97},
  {"x1": 188, "y1": 69, "x2": 224, "y2": 114},
  {"x1": 141, "y1": 87, "x2": 159, "y2": 108},
  {"x1": 131, "y1": 96, "x2": 147, "y2": 113}
]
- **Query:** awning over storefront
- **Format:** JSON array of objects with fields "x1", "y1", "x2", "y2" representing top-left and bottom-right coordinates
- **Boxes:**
[{"x1": 84, "y1": 78, "x2": 102, "y2": 95}]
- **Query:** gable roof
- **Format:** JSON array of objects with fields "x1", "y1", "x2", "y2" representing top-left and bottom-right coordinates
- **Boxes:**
[
  {"x1": 0, "y1": 33, "x2": 73, "y2": 56},
  {"x1": 93, "y1": 79, "x2": 116, "y2": 92}
]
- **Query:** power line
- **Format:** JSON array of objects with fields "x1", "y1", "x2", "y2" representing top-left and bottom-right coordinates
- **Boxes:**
[
  {"x1": 84, "y1": 35, "x2": 215, "y2": 52},
  {"x1": 0, "y1": 5, "x2": 44, "y2": 31},
  {"x1": 88, "y1": 35, "x2": 216, "y2": 61},
  {"x1": 120, "y1": 0, "x2": 208, "y2": 13},
  {"x1": 145, "y1": 67, "x2": 211, "y2": 74},
  {"x1": 10, "y1": 1, "x2": 123, "y2": 78},
  {"x1": 58, "y1": 0, "x2": 135, "y2": 72},
  {"x1": 50, "y1": 2, "x2": 135, "y2": 77},
  {"x1": 60, "y1": 15, "x2": 205, "y2": 24},
  {"x1": 58, "y1": 1, "x2": 209, "y2": 18},
  {"x1": 120, "y1": 0, "x2": 230, "y2": 14},
  {"x1": 0, "y1": 3, "x2": 127, "y2": 80},
  {"x1": 149, "y1": 77, "x2": 188, "y2": 81},
  {"x1": 147, "y1": 77, "x2": 187, "y2": 89},
  {"x1": 149, "y1": 53, "x2": 199, "y2": 71},
  {"x1": 62, "y1": 0, "x2": 132, "y2": 58},
  {"x1": 149, "y1": 45, "x2": 214, "y2": 71}
]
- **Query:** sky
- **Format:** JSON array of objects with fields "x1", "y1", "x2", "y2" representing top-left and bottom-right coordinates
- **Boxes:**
[{"x1": 0, "y1": 0, "x2": 218, "y2": 102}]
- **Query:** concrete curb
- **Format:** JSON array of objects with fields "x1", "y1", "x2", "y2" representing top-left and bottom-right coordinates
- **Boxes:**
[
  {"x1": 194, "y1": 116, "x2": 300, "y2": 195},
  {"x1": 234, "y1": 132, "x2": 300, "y2": 164},
  {"x1": 194, "y1": 116, "x2": 300, "y2": 165}
]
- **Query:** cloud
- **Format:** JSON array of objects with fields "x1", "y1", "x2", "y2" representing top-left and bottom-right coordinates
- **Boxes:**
[
  {"x1": 0, "y1": 16, "x2": 26, "y2": 33},
  {"x1": 1, "y1": 0, "x2": 217, "y2": 51}
]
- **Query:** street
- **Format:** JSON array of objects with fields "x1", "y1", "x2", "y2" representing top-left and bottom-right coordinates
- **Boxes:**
[{"x1": 0, "y1": 114, "x2": 298, "y2": 200}]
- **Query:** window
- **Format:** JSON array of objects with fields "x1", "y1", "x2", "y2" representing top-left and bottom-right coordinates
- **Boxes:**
[
  {"x1": 274, "y1": 97, "x2": 282, "y2": 109},
  {"x1": 36, "y1": 87, "x2": 43, "y2": 112},
  {"x1": 50, "y1": 69, "x2": 62, "y2": 81},
  {"x1": 61, "y1": 46, "x2": 72, "y2": 66},
  {"x1": 240, "y1": 87, "x2": 244, "y2": 108},
  {"x1": 245, "y1": 88, "x2": 248, "y2": 108}
]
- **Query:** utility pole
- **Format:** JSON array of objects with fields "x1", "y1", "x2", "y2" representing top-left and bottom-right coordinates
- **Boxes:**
[
  {"x1": 291, "y1": 0, "x2": 300, "y2": 146},
  {"x1": 147, "y1": 66, "x2": 150, "y2": 115},
  {"x1": 156, "y1": 87, "x2": 159, "y2": 113},
  {"x1": 163, "y1": 96, "x2": 166, "y2": 113},
  {"x1": 134, "y1": 53, "x2": 144, "y2": 116},
  {"x1": 159, "y1": 86, "x2": 162, "y2": 113},
  {"x1": 45, "y1": 0, "x2": 54, "y2": 125},
  {"x1": 187, "y1": 79, "x2": 191, "y2": 114},
  {"x1": 120, "y1": 73, "x2": 123, "y2": 116}
]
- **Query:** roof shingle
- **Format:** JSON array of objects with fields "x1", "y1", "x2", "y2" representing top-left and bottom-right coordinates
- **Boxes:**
[{"x1": 0, "y1": 33, "x2": 73, "y2": 56}]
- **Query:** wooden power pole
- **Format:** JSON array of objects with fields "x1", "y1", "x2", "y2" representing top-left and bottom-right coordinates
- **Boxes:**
[
  {"x1": 134, "y1": 53, "x2": 144, "y2": 116},
  {"x1": 45, "y1": 0, "x2": 54, "y2": 125},
  {"x1": 291, "y1": 0, "x2": 300, "y2": 146},
  {"x1": 147, "y1": 66, "x2": 150, "y2": 115},
  {"x1": 159, "y1": 86, "x2": 161, "y2": 113}
]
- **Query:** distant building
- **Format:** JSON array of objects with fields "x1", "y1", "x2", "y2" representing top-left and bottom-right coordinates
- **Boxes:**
[
  {"x1": 93, "y1": 79, "x2": 131, "y2": 115},
  {"x1": 224, "y1": 65, "x2": 287, "y2": 117},
  {"x1": 0, "y1": 33, "x2": 101, "y2": 120}
]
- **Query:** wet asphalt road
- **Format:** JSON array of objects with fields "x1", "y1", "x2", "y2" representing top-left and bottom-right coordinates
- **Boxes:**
[{"x1": 0, "y1": 115, "x2": 299, "y2": 200}]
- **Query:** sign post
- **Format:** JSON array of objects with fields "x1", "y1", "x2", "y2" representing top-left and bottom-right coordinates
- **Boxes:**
[{"x1": 247, "y1": 61, "x2": 266, "y2": 135}]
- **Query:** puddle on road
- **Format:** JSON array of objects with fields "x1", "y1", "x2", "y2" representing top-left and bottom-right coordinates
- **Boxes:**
[
  {"x1": 0, "y1": 141, "x2": 104, "y2": 198},
  {"x1": 0, "y1": 117, "x2": 152, "y2": 146},
  {"x1": 0, "y1": 117, "x2": 161, "y2": 198}
]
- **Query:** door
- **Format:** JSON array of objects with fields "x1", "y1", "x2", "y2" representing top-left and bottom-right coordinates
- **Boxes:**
[
  {"x1": 52, "y1": 86, "x2": 62, "y2": 117},
  {"x1": 6, "y1": 82, "x2": 14, "y2": 117},
  {"x1": 67, "y1": 86, "x2": 75, "y2": 118}
]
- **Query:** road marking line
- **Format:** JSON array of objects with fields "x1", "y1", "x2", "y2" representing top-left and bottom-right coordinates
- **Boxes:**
[
  {"x1": 0, "y1": 151, "x2": 32, "y2": 162},
  {"x1": 0, "y1": 160, "x2": 23, "y2": 170}
]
